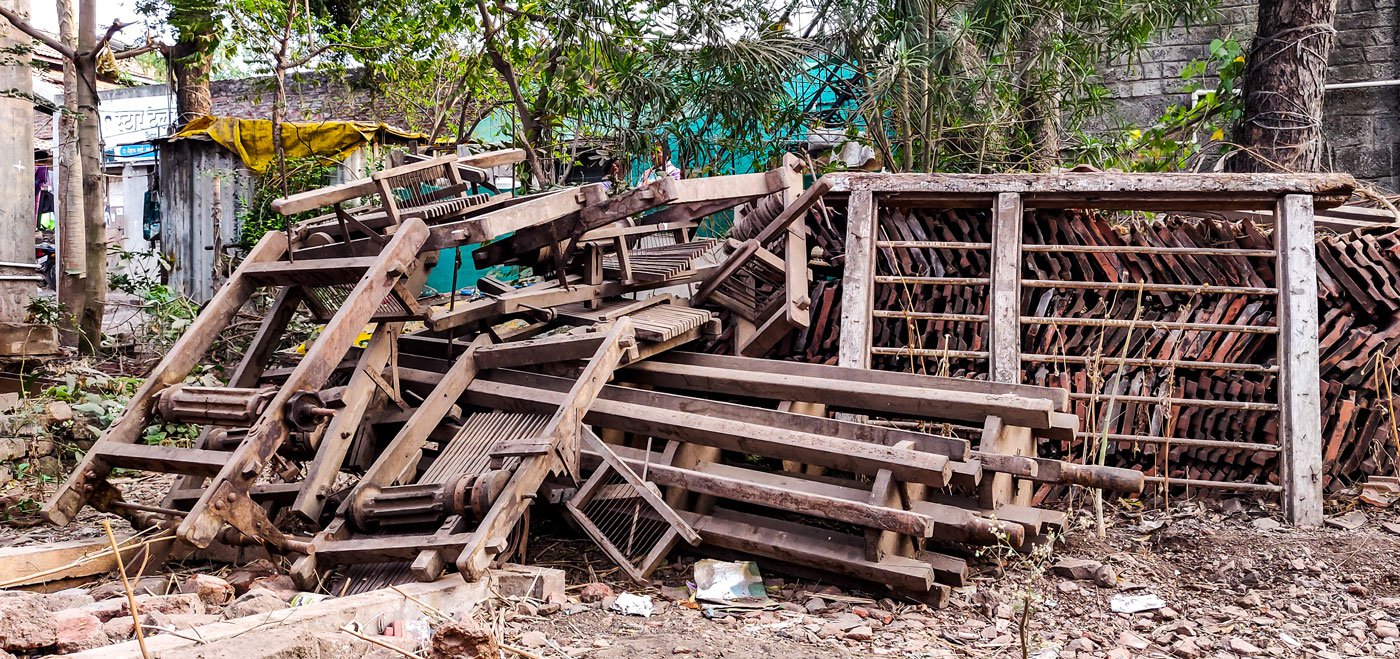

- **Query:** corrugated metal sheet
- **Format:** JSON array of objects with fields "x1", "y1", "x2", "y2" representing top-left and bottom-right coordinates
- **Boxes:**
[
  {"x1": 157, "y1": 140, "x2": 248, "y2": 302},
  {"x1": 156, "y1": 140, "x2": 387, "y2": 301}
]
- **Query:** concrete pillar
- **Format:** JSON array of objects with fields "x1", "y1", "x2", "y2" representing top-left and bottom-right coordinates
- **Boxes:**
[{"x1": 0, "y1": 0, "x2": 36, "y2": 322}]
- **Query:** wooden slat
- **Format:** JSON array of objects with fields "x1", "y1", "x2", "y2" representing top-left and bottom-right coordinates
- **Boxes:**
[
  {"x1": 467, "y1": 376, "x2": 954, "y2": 487},
  {"x1": 822, "y1": 172, "x2": 1356, "y2": 209},
  {"x1": 97, "y1": 444, "x2": 229, "y2": 477},
  {"x1": 649, "y1": 351, "x2": 1070, "y2": 411},
  {"x1": 989, "y1": 192, "x2": 1023, "y2": 382},
  {"x1": 684, "y1": 507, "x2": 940, "y2": 597},
  {"x1": 620, "y1": 359, "x2": 1056, "y2": 429},
  {"x1": 494, "y1": 368, "x2": 969, "y2": 459}
]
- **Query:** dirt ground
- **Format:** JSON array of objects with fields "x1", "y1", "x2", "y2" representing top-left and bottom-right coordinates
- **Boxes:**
[
  {"x1": 6, "y1": 472, "x2": 1400, "y2": 658},
  {"x1": 494, "y1": 498, "x2": 1400, "y2": 659}
]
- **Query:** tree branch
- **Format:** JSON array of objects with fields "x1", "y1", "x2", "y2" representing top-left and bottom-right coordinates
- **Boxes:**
[
  {"x1": 114, "y1": 35, "x2": 159, "y2": 60},
  {"x1": 115, "y1": 43, "x2": 159, "y2": 60},
  {"x1": 496, "y1": 3, "x2": 549, "y2": 23},
  {"x1": 92, "y1": 19, "x2": 135, "y2": 55},
  {"x1": 0, "y1": 5, "x2": 74, "y2": 60}
]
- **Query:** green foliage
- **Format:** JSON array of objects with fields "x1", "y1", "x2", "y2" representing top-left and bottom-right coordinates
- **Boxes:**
[
  {"x1": 207, "y1": 0, "x2": 1229, "y2": 184},
  {"x1": 143, "y1": 421, "x2": 202, "y2": 446},
  {"x1": 238, "y1": 157, "x2": 335, "y2": 248},
  {"x1": 108, "y1": 246, "x2": 201, "y2": 348},
  {"x1": 367, "y1": 0, "x2": 809, "y2": 182},
  {"x1": 45, "y1": 369, "x2": 201, "y2": 448},
  {"x1": 800, "y1": 0, "x2": 1218, "y2": 172},
  {"x1": 26, "y1": 296, "x2": 63, "y2": 326},
  {"x1": 1073, "y1": 37, "x2": 1245, "y2": 171},
  {"x1": 45, "y1": 371, "x2": 142, "y2": 441}
]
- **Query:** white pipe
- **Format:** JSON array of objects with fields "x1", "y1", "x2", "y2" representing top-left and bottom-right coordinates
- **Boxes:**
[{"x1": 1326, "y1": 79, "x2": 1400, "y2": 91}]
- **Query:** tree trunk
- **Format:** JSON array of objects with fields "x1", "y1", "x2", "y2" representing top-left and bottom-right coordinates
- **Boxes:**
[
  {"x1": 56, "y1": 0, "x2": 86, "y2": 348},
  {"x1": 170, "y1": 37, "x2": 214, "y2": 125},
  {"x1": 475, "y1": 1, "x2": 548, "y2": 187},
  {"x1": 0, "y1": 0, "x2": 34, "y2": 323},
  {"x1": 1229, "y1": 0, "x2": 1337, "y2": 172},
  {"x1": 273, "y1": 65, "x2": 289, "y2": 196},
  {"x1": 76, "y1": 0, "x2": 104, "y2": 353},
  {"x1": 1015, "y1": 10, "x2": 1061, "y2": 172}
]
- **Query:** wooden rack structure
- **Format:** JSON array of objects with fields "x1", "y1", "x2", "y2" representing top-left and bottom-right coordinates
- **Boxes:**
[{"x1": 824, "y1": 172, "x2": 1356, "y2": 526}]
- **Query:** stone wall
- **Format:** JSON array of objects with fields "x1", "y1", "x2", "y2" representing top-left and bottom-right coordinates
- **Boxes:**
[
  {"x1": 206, "y1": 71, "x2": 407, "y2": 127},
  {"x1": 95, "y1": 69, "x2": 410, "y2": 132},
  {"x1": 0, "y1": 398, "x2": 72, "y2": 489},
  {"x1": 1102, "y1": 0, "x2": 1400, "y2": 190}
]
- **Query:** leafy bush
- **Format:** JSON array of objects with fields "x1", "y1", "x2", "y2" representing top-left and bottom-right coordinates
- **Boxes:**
[
  {"x1": 1074, "y1": 37, "x2": 1246, "y2": 172},
  {"x1": 239, "y1": 157, "x2": 336, "y2": 249}
]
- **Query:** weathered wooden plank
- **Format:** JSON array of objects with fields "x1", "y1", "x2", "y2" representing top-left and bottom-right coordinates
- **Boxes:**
[
  {"x1": 472, "y1": 331, "x2": 606, "y2": 370},
  {"x1": 821, "y1": 172, "x2": 1356, "y2": 208},
  {"x1": 0, "y1": 536, "x2": 163, "y2": 588},
  {"x1": 444, "y1": 185, "x2": 596, "y2": 246},
  {"x1": 989, "y1": 192, "x2": 1023, "y2": 383},
  {"x1": 648, "y1": 352, "x2": 1070, "y2": 411},
  {"x1": 838, "y1": 190, "x2": 877, "y2": 369},
  {"x1": 97, "y1": 444, "x2": 229, "y2": 477},
  {"x1": 620, "y1": 358, "x2": 1056, "y2": 429},
  {"x1": 684, "y1": 507, "x2": 938, "y2": 596},
  {"x1": 274, "y1": 150, "x2": 525, "y2": 216},
  {"x1": 468, "y1": 376, "x2": 954, "y2": 487},
  {"x1": 1277, "y1": 193, "x2": 1323, "y2": 526},
  {"x1": 496, "y1": 368, "x2": 969, "y2": 459}
]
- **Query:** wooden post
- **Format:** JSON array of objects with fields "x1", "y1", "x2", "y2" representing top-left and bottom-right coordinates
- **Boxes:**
[
  {"x1": 838, "y1": 191, "x2": 877, "y2": 370},
  {"x1": 988, "y1": 192, "x2": 1023, "y2": 383},
  {"x1": 0, "y1": 0, "x2": 34, "y2": 323},
  {"x1": 1276, "y1": 193, "x2": 1323, "y2": 526},
  {"x1": 780, "y1": 155, "x2": 810, "y2": 329}
]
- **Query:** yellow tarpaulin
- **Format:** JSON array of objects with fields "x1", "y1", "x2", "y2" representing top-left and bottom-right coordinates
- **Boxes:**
[{"x1": 170, "y1": 116, "x2": 426, "y2": 174}]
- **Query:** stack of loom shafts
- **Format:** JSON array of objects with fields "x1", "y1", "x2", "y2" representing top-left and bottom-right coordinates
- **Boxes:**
[{"x1": 782, "y1": 202, "x2": 1396, "y2": 496}]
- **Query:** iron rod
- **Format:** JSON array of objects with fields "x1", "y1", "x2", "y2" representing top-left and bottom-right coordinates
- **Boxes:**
[
  {"x1": 1023, "y1": 244, "x2": 1276, "y2": 257},
  {"x1": 1075, "y1": 431, "x2": 1281, "y2": 451},
  {"x1": 1020, "y1": 353, "x2": 1277, "y2": 372},
  {"x1": 1022, "y1": 280, "x2": 1277, "y2": 295},
  {"x1": 1023, "y1": 316, "x2": 1279, "y2": 334}
]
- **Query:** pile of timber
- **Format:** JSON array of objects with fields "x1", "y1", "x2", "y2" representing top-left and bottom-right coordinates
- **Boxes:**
[
  {"x1": 34, "y1": 151, "x2": 1143, "y2": 606},
  {"x1": 773, "y1": 204, "x2": 1400, "y2": 495}
]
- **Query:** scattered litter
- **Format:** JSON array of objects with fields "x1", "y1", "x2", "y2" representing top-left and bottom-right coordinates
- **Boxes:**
[
  {"x1": 1135, "y1": 519, "x2": 1166, "y2": 533},
  {"x1": 288, "y1": 592, "x2": 333, "y2": 607},
  {"x1": 693, "y1": 560, "x2": 769, "y2": 605},
  {"x1": 610, "y1": 593, "x2": 655, "y2": 617},
  {"x1": 1325, "y1": 510, "x2": 1368, "y2": 531},
  {"x1": 1110, "y1": 593, "x2": 1166, "y2": 614},
  {"x1": 693, "y1": 560, "x2": 780, "y2": 617}
]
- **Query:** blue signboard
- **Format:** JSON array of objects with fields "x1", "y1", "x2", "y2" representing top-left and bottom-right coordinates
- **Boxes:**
[{"x1": 106, "y1": 143, "x2": 156, "y2": 163}]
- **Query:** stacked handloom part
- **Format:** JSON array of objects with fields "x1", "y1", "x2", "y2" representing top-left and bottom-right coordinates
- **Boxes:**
[{"x1": 40, "y1": 150, "x2": 1365, "y2": 603}]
